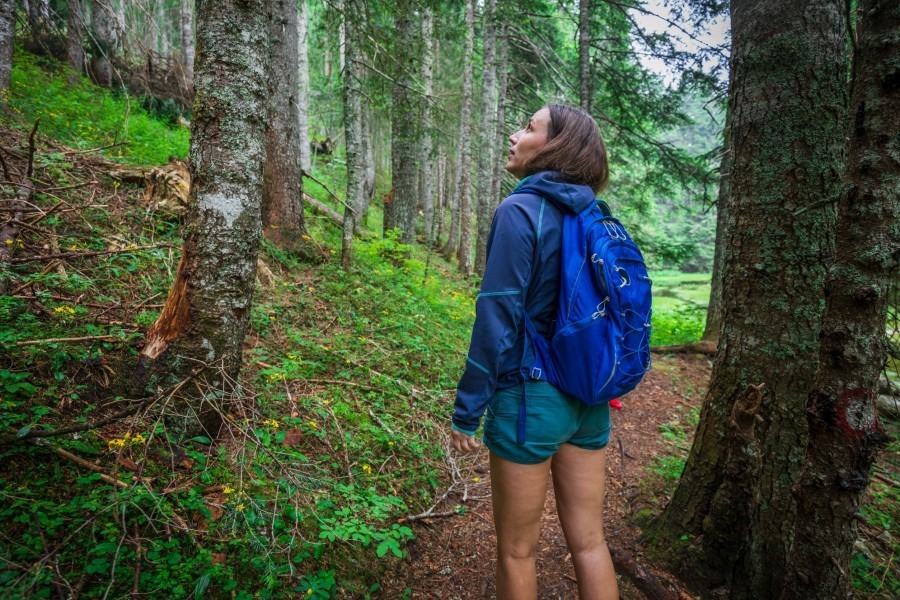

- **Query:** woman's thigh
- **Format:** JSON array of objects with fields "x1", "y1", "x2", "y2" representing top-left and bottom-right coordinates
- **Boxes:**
[
  {"x1": 550, "y1": 443, "x2": 608, "y2": 552},
  {"x1": 489, "y1": 451, "x2": 552, "y2": 556}
]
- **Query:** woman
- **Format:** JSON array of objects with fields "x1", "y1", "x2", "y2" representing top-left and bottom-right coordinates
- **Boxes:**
[{"x1": 450, "y1": 104, "x2": 618, "y2": 599}]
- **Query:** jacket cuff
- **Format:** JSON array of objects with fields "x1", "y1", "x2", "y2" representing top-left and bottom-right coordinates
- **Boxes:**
[{"x1": 451, "y1": 421, "x2": 478, "y2": 436}]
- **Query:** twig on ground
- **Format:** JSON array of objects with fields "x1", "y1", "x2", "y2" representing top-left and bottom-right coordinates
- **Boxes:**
[
  {"x1": 10, "y1": 242, "x2": 175, "y2": 264},
  {"x1": 9, "y1": 334, "x2": 131, "y2": 347},
  {"x1": 51, "y1": 446, "x2": 129, "y2": 488},
  {"x1": 367, "y1": 408, "x2": 396, "y2": 436}
]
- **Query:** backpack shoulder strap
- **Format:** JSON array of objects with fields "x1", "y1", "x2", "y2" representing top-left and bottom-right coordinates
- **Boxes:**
[{"x1": 596, "y1": 199, "x2": 612, "y2": 217}]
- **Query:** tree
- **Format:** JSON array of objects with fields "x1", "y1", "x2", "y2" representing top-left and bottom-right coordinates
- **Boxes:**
[
  {"x1": 66, "y1": 0, "x2": 86, "y2": 77},
  {"x1": 386, "y1": 0, "x2": 420, "y2": 244},
  {"x1": 651, "y1": 1, "x2": 849, "y2": 598},
  {"x1": 90, "y1": 0, "x2": 117, "y2": 86},
  {"x1": 297, "y1": 0, "x2": 311, "y2": 174},
  {"x1": 491, "y1": 21, "x2": 509, "y2": 206},
  {"x1": 473, "y1": 0, "x2": 498, "y2": 276},
  {"x1": 0, "y1": 0, "x2": 14, "y2": 95},
  {"x1": 137, "y1": 0, "x2": 269, "y2": 439},
  {"x1": 262, "y1": 0, "x2": 312, "y2": 252},
  {"x1": 454, "y1": 0, "x2": 475, "y2": 275},
  {"x1": 180, "y1": 0, "x2": 195, "y2": 92},
  {"x1": 578, "y1": 0, "x2": 590, "y2": 112},
  {"x1": 341, "y1": 0, "x2": 366, "y2": 266},
  {"x1": 702, "y1": 108, "x2": 730, "y2": 343},
  {"x1": 780, "y1": 0, "x2": 898, "y2": 595},
  {"x1": 420, "y1": 8, "x2": 436, "y2": 246}
]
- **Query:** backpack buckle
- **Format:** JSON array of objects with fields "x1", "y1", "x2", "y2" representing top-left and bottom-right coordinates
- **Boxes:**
[{"x1": 531, "y1": 367, "x2": 542, "y2": 380}]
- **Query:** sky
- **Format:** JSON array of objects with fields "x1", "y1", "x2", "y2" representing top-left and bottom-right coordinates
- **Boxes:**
[{"x1": 628, "y1": 0, "x2": 731, "y2": 87}]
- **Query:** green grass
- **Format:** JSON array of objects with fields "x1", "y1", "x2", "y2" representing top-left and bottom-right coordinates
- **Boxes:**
[
  {"x1": 6, "y1": 51, "x2": 189, "y2": 165},
  {"x1": 650, "y1": 270, "x2": 711, "y2": 345}
]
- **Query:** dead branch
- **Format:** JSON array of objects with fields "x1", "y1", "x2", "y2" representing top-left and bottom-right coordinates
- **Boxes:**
[
  {"x1": 9, "y1": 334, "x2": 130, "y2": 346},
  {"x1": 51, "y1": 446, "x2": 130, "y2": 488},
  {"x1": 9, "y1": 242, "x2": 175, "y2": 264},
  {"x1": 650, "y1": 340, "x2": 718, "y2": 356},
  {"x1": 608, "y1": 544, "x2": 678, "y2": 600},
  {"x1": 303, "y1": 193, "x2": 344, "y2": 227}
]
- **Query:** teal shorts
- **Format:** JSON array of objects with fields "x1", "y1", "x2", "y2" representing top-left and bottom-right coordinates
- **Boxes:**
[{"x1": 483, "y1": 381, "x2": 612, "y2": 465}]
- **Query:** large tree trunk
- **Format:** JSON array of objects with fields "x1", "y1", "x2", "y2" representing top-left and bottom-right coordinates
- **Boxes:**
[
  {"x1": 578, "y1": 0, "x2": 591, "y2": 113},
  {"x1": 180, "y1": 0, "x2": 195, "y2": 93},
  {"x1": 780, "y1": 1, "x2": 898, "y2": 596},
  {"x1": 262, "y1": 0, "x2": 311, "y2": 252},
  {"x1": 341, "y1": 1, "x2": 366, "y2": 266},
  {"x1": 155, "y1": 0, "x2": 170, "y2": 57},
  {"x1": 455, "y1": 0, "x2": 475, "y2": 275},
  {"x1": 651, "y1": 1, "x2": 848, "y2": 598},
  {"x1": 491, "y1": 22, "x2": 509, "y2": 208},
  {"x1": 420, "y1": 9, "x2": 436, "y2": 246},
  {"x1": 0, "y1": 0, "x2": 14, "y2": 95},
  {"x1": 473, "y1": 0, "x2": 498, "y2": 276},
  {"x1": 386, "y1": 1, "x2": 419, "y2": 243},
  {"x1": 90, "y1": 0, "x2": 116, "y2": 86},
  {"x1": 702, "y1": 107, "x2": 730, "y2": 343},
  {"x1": 297, "y1": 0, "x2": 311, "y2": 173},
  {"x1": 65, "y1": 0, "x2": 86, "y2": 77},
  {"x1": 136, "y1": 0, "x2": 268, "y2": 440}
]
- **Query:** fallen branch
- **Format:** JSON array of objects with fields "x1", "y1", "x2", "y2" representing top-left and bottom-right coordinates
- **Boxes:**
[
  {"x1": 608, "y1": 544, "x2": 678, "y2": 600},
  {"x1": 304, "y1": 193, "x2": 344, "y2": 227},
  {"x1": 10, "y1": 243, "x2": 175, "y2": 264},
  {"x1": 51, "y1": 446, "x2": 130, "y2": 488},
  {"x1": 9, "y1": 334, "x2": 130, "y2": 347}
]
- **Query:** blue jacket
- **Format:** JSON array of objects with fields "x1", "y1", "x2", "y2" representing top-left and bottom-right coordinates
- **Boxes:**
[{"x1": 452, "y1": 172, "x2": 597, "y2": 434}]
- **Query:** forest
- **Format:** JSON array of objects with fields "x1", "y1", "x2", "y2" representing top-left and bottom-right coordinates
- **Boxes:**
[{"x1": 0, "y1": 0, "x2": 897, "y2": 598}]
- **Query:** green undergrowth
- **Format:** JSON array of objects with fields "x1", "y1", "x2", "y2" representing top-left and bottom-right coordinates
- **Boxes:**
[
  {"x1": 650, "y1": 269, "x2": 709, "y2": 346},
  {"x1": 0, "y1": 57, "x2": 477, "y2": 597},
  {"x1": 6, "y1": 50, "x2": 189, "y2": 165}
]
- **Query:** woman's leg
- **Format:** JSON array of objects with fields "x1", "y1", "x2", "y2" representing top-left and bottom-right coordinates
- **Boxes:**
[
  {"x1": 551, "y1": 443, "x2": 618, "y2": 600},
  {"x1": 490, "y1": 451, "x2": 552, "y2": 600}
]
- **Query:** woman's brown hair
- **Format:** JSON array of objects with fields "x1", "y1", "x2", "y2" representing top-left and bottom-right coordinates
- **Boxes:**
[{"x1": 524, "y1": 104, "x2": 609, "y2": 193}]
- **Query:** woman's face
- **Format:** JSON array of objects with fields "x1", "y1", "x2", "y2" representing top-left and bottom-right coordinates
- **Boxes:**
[{"x1": 506, "y1": 107, "x2": 551, "y2": 179}]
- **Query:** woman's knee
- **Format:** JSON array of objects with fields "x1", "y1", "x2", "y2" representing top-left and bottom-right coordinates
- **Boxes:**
[{"x1": 497, "y1": 539, "x2": 540, "y2": 561}]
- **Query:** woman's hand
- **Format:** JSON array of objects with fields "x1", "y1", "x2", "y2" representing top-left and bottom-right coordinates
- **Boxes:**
[{"x1": 450, "y1": 428, "x2": 480, "y2": 453}]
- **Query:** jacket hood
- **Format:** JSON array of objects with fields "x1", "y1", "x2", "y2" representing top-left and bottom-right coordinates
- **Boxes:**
[{"x1": 513, "y1": 171, "x2": 596, "y2": 215}]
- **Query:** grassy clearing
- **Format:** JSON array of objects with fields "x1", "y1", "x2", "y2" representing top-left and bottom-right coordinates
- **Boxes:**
[
  {"x1": 7, "y1": 51, "x2": 189, "y2": 165},
  {"x1": 650, "y1": 269, "x2": 710, "y2": 346}
]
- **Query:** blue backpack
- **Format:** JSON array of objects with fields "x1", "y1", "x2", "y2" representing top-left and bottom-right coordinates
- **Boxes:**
[{"x1": 524, "y1": 200, "x2": 652, "y2": 406}]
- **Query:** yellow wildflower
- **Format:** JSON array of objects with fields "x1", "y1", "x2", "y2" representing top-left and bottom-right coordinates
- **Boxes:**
[
  {"x1": 236, "y1": 503, "x2": 245, "y2": 511},
  {"x1": 223, "y1": 486, "x2": 235, "y2": 494},
  {"x1": 362, "y1": 465, "x2": 372, "y2": 474},
  {"x1": 308, "y1": 420, "x2": 318, "y2": 428}
]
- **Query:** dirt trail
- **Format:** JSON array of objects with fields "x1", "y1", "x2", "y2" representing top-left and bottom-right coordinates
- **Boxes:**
[{"x1": 380, "y1": 354, "x2": 712, "y2": 599}]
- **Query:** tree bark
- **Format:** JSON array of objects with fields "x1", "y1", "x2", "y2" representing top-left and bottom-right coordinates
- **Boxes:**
[
  {"x1": 155, "y1": 0, "x2": 170, "y2": 57},
  {"x1": 578, "y1": 0, "x2": 591, "y2": 113},
  {"x1": 780, "y1": 1, "x2": 898, "y2": 596},
  {"x1": 455, "y1": 0, "x2": 475, "y2": 275},
  {"x1": 421, "y1": 9, "x2": 436, "y2": 246},
  {"x1": 297, "y1": 0, "x2": 311, "y2": 173},
  {"x1": 702, "y1": 106, "x2": 730, "y2": 343},
  {"x1": 180, "y1": 0, "x2": 195, "y2": 93},
  {"x1": 651, "y1": 1, "x2": 848, "y2": 597},
  {"x1": 136, "y1": 0, "x2": 269, "y2": 440},
  {"x1": 90, "y1": 0, "x2": 116, "y2": 86},
  {"x1": 386, "y1": 0, "x2": 420, "y2": 244},
  {"x1": 262, "y1": 0, "x2": 311, "y2": 252},
  {"x1": 65, "y1": 0, "x2": 86, "y2": 78},
  {"x1": 341, "y1": 0, "x2": 366, "y2": 266},
  {"x1": 0, "y1": 0, "x2": 14, "y2": 95},
  {"x1": 474, "y1": 0, "x2": 498, "y2": 276}
]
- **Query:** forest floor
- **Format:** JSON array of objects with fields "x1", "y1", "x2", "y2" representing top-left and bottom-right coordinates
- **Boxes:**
[{"x1": 380, "y1": 352, "x2": 712, "y2": 600}]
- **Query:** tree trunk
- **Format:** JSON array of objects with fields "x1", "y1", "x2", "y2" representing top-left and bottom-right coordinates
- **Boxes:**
[
  {"x1": 455, "y1": 0, "x2": 475, "y2": 275},
  {"x1": 136, "y1": 0, "x2": 269, "y2": 440},
  {"x1": 156, "y1": 0, "x2": 169, "y2": 57},
  {"x1": 578, "y1": 0, "x2": 591, "y2": 113},
  {"x1": 421, "y1": 9, "x2": 436, "y2": 246},
  {"x1": 780, "y1": 1, "x2": 898, "y2": 596},
  {"x1": 473, "y1": 0, "x2": 498, "y2": 276},
  {"x1": 262, "y1": 0, "x2": 311, "y2": 252},
  {"x1": 0, "y1": 0, "x2": 14, "y2": 95},
  {"x1": 90, "y1": 0, "x2": 117, "y2": 87},
  {"x1": 297, "y1": 0, "x2": 311, "y2": 173},
  {"x1": 180, "y1": 0, "x2": 195, "y2": 93},
  {"x1": 65, "y1": 0, "x2": 86, "y2": 77},
  {"x1": 341, "y1": 1, "x2": 366, "y2": 267},
  {"x1": 386, "y1": 1, "x2": 420, "y2": 244},
  {"x1": 651, "y1": 1, "x2": 848, "y2": 598},
  {"x1": 491, "y1": 22, "x2": 509, "y2": 208},
  {"x1": 702, "y1": 107, "x2": 730, "y2": 343}
]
